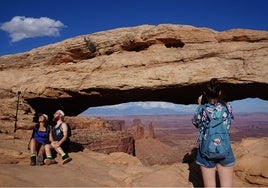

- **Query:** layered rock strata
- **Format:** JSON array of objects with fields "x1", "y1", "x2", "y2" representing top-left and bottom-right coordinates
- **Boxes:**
[
  {"x1": 65, "y1": 116, "x2": 135, "y2": 155},
  {"x1": 0, "y1": 24, "x2": 267, "y2": 133}
]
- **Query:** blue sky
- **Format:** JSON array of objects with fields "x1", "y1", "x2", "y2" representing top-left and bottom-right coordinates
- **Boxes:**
[
  {"x1": 1, "y1": 0, "x2": 268, "y2": 114},
  {"x1": 83, "y1": 98, "x2": 268, "y2": 115},
  {"x1": 1, "y1": 0, "x2": 268, "y2": 56}
]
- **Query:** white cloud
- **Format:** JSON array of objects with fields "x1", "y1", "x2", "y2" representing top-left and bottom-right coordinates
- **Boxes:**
[
  {"x1": 93, "y1": 101, "x2": 196, "y2": 112},
  {"x1": 135, "y1": 101, "x2": 177, "y2": 110},
  {"x1": 100, "y1": 103, "x2": 130, "y2": 110},
  {"x1": 84, "y1": 101, "x2": 197, "y2": 115},
  {"x1": 0, "y1": 16, "x2": 65, "y2": 42}
]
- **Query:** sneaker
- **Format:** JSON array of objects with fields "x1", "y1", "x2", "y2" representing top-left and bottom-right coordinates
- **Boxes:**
[
  {"x1": 44, "y1": 158, "x2": 57, "y2": 165},
  {"x1": 62, "y1": 155, "x2": 72, "y2": 165},
  {"x1": 36, "y1": 154, "x2": 44, "y2": 166},
  {"x1": 30, "y1": 156, "x2": 36, "y2": 166}
]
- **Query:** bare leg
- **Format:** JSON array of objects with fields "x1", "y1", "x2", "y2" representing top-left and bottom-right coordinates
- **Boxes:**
[
  {"x1": 29, "y1": 139, "x2": 39, "y2": 165},
  {"x1": 44, "y1": 144, "x2": 57, "y2": 165},
  {"x1": 200, "y1": 165, "x2": 216, "y2": 188},
  {"x1": 38, "y1": 145, "x2": 45, "y2": 155},
  {"x1": 45, "y1": 144, "x2": 63, "y2": 157},
  {"x1": 29, "y1": 138, "x2": 37, "y2": 154},
  {"x1": 36, "y1": 145, "x2": 45, "y2": 165},
  {"x1": 51, "y1": 142, "x2": 65, "y2": 155},
  {"x1": 44, "y1": 144, "x2": 52, "y2": 157},
  {"x1": 49, "y1": 142, "x2": 71, "y2": 164},
  {"x1": 55, "y1": 147, "x2": 65, "y2": 156},
  {"x1": 216, "y1": 164, "x2": 234, "y2": 187}
]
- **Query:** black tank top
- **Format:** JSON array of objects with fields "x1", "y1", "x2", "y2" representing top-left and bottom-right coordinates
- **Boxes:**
[{"x1": 53, "y1": 123, "x2": 64, "y2": 141}]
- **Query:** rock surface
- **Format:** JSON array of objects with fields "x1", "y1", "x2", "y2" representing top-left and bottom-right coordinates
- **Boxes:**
[
  {"x1": 0, "y1": 24, "x2": 267, "y2": 133},
  {"x1": 65, "y1": 116, "x2": 135, "y2": 155},
  {"x1": 233, "y1": 137, "x2": 268, "y2": 186},
  {"x1": 0, "y1": 132, "x2": 267, "y2": 187},
  {"x1": 0, "y1": 24, "x2": 267, "y2": 186}
]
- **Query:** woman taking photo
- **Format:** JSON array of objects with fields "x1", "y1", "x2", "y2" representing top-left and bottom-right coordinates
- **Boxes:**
[{"x1": 192, "y1": 78, "x2": 236, "y2": 187}]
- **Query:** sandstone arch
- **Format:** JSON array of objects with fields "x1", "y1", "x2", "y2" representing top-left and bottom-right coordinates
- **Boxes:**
[
  {"x1": 0, "y1": 24, "x2": 267, "y2": 127},
  {"x1": 25, "y1": 82, "x2": 267, "y2": 118}
]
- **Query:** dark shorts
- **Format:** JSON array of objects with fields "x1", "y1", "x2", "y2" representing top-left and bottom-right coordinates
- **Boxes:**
[
  {"x1": 34, "y1": 141, "x2": 45, "y2": 155},
  {"x1": 60, "y1": 139, "x2": 70, "y2": 153},
  {"x1": 196, "y1": 146, "x2": 236, "y2": 168}
]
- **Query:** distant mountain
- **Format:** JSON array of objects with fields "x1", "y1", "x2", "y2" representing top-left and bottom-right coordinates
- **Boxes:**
[
  {"x1": 82, "y1": 104, "x2": 192, "y2": 116},
  {"x1": 82, "y1": 98, "x2": 268, "y2": 116}
]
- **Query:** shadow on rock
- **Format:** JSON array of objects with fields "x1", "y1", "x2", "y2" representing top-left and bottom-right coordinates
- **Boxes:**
[
  {"x1": 69, "y1": 141, "x2": 84, "y2": 153},
  {"x1": 183, "y1": 147, "x2": 203, "y2": 187},
  {"x1": 183, "y1": 147, "x2": 221, "y2": 187}
]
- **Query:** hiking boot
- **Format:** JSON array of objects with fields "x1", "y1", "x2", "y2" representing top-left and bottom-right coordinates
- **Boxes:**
[
  {"x1": 44, "y1": 158, "x2": 57, "y2": 165},
  {"x1": 62, "y1": 155, "x2": 72, "y2": 165},
  {"x1": 36, "y1": 154, "x2": 44, "y2": 166},
  {"x1": 30, "y1": 156, "x2": 36, "y2": 166}
]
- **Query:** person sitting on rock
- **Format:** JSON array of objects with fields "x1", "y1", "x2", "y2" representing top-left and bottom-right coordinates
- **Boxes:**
[
  {"x1": 29, "y1": 113, "x2": 51, "y2": 166},
  {"x1": 44, "y1": 110, "x2": 72, "y2": 165}
]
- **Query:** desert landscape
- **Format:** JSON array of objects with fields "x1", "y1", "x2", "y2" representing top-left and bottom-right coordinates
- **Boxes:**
[
  {"x1": 0, "y1": 23, "x2": 267, "y2": 187},
  {"x1": 0, "y1": 112, "x2": 267, "y2": 187},
  {"x1": 103, "y1": 112, "x2": 268, "y2": 142},
  {"x1": 98, "y1": 112, "x2": 268, "y2": 164}
]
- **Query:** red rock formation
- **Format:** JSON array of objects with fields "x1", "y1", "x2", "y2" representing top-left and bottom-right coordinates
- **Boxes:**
[
  {"x1": 107, "y1": 120, "x2": 126, "y2": 131},
  {"x1": 147, "y1": 122, "x2": 155, "y2": 139},
  {"x1": 130, "y1": 119, "x2": 145, "y2": 140},
  {"x1": 233, "y1": 137, "x2": 268, "y2": 186},
  {"x1": 65, "y1": 116, "x2": 135, "y2": 155},
  {"x1": 133, "y1": 125, "x2": 145, "y2": 140}
]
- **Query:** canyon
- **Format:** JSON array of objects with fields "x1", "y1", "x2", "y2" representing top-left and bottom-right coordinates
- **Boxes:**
[
  {"x1": 0, "y1": 112, "x2": 267, "y2": 187},
  {"x1": 0, "y1": 24, "x2": 267, "y2": 186}
]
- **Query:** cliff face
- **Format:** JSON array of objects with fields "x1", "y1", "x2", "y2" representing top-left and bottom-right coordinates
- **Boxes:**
[
  {"x1": 0, "y1": 24, "x2": 268, "y2": 131},
  {"x1": 0, "y1": 134, "x2": 267, "y2": 187},
  {"x1": 233, "y1": 137, "x2": 268, "y2": 186},
  {"x1": 1, "y1": 24, "x2": 267, "y2": 187},
  {"x1": 65, "y1": 116, "x2": 135, "y2": 155}
]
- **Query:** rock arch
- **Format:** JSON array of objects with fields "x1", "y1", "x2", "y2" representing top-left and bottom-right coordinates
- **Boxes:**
[
  {"x1": 26, "y1": 82, "x2": 268, "y2": 118},
  {"x1": 0, "y1": 24, "x2": 267, "y2": 127}
]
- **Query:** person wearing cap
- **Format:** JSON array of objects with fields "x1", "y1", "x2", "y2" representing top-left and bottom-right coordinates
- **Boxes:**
[
  {"x1": 29, "y1": 113, "x2": 51, "y2": 166},
  {"x1": 44, "y1": 110, "x2": 72, "y2": 165}
]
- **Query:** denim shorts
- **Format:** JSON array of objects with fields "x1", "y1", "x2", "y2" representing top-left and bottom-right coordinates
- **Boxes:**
[{"x1": 196, "y1": 146, "x2": 236, "y2": 168}]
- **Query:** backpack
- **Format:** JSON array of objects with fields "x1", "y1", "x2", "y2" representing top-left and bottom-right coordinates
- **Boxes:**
[
  {"x1": 199, "y1": 106, "x2": 230, "y2": 159},
  {"x1": 59, "y1": 123, "x2": 72, "y2": 137},
  {"x1": 67, "y1": 123, "x2": 72, "y2": 137}
]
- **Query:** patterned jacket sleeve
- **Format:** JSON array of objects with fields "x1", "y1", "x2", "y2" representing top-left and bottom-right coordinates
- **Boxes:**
[
  {"x1": 192, "y1": 105, "x2": 208, "y2": 129},
  {"x1": 225, "y1": 102, "x2": 234, "y2": 129}
]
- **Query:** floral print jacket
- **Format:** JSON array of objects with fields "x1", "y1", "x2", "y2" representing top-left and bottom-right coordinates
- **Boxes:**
[{"x1": 192, "y1": 102, "x2": 234, "y2": 134}]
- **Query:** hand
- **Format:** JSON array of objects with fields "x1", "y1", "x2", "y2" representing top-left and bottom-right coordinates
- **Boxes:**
[
  {"x1": 51, "y1": 141, "x2": 60, "y2": 148},
  {"x1": 198, "y1": 95, "x2": 203, "y2": 105}
]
